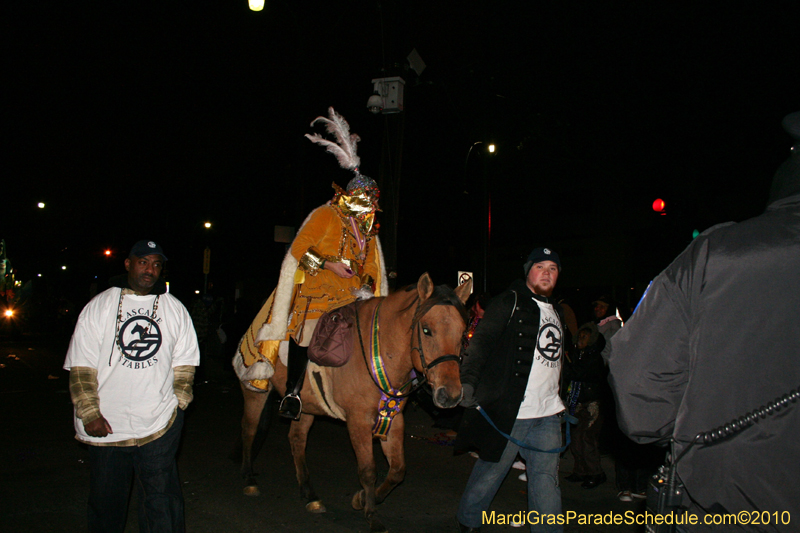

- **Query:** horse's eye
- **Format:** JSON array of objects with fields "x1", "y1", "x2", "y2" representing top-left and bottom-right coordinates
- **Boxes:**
[{"x1": 422, "y1": 327, "x2": 432, "y2": 336}]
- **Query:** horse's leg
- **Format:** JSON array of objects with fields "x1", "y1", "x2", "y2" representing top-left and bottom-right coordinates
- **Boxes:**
[
  {"x1": 288, "y1": 413, "x2": 326, "y2": 513},
  {"x1": 348, "y1": 419, "x2": 387, "y2": 533},
  {"x1": 240, "y1": 383, "x2": 270, "y2": 496},
  {"x1": 375, "y1": 412, "x2": 406, "y2": 505},
  {"x1": 250, "y1": 390, "x2": 274, "y2": 461},
  {"x1": 230, "y1": 391, "x2": 272, "y2": 462}
]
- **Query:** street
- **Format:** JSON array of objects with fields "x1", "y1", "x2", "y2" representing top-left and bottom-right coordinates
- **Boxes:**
[{"x1": 1, "y1": 333, "x2": 646, "y2": 532}]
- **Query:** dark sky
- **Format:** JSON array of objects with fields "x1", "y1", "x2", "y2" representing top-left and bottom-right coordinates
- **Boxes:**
[{"x1": 6, "y1": 1, "x2": 799, "y2": 308}]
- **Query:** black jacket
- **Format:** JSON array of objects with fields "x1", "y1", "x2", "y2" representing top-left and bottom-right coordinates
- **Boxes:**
[
  {"x1": 608, "y1": 187, "x2": 800, "y2": 527},
  {"x1": 455, "y1": 278, "x2": 565, "y2": 462},
  {"x1": 563, "y1": 327, "x2": 605, "y2": 404}
]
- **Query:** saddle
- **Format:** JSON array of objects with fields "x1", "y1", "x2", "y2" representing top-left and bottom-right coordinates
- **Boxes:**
[{"x1": 308, "y1": 302, "x2": 357, "y2": 367}]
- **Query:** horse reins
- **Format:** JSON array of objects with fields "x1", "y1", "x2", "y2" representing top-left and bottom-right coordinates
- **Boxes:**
[{"x1": 355, "y1": 298, "x2": 461, "y2": 400}]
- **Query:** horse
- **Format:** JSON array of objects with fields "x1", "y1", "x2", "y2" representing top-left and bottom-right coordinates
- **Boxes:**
[{"x1": 235, "y1": 272, "x2": 471, "y2": 533}]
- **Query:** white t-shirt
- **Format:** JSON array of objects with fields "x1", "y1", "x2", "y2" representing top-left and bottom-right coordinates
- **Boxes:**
[
  {"x1": 516, "y1": 298, "x2": 565, "y2": 419},
  {"x1": 64, "y1": 287, "x2": 200, "y2": 443}
]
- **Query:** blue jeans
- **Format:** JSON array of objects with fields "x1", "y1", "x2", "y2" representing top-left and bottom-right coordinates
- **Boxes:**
[
  {"x1": 87, "y1": 408, "x2": 185, "y2": 533},
  {"x1": 457, "y1": 415, "x2": 563, "y2": 533}
]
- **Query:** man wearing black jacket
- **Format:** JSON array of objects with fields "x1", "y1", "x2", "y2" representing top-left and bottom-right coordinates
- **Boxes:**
[
  {"x1": 455, "y1": 247, "x2": 566, "y2": 533},
  {"x1": 608, "y1": 112, "x2": 800, "y2": 531}
]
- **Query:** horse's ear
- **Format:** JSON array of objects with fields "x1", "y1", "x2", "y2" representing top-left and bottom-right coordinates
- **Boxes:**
[
  {"x1": 454, "y1": 278, "x2": 472, "y2": 305},
  {"x1": 417, "y1": 272, "x2": 434, "y2": 302}
]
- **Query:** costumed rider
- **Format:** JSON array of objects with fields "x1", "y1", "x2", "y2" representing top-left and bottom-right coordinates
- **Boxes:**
[{"x1": 232, "y1": 107, "x2": 388, "y2": 420}]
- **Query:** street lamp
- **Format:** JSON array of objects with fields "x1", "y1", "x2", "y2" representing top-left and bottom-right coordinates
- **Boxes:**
[
  {"x1": 464, "y1": 142, "x2": 496, "y2": 172},
  {"x1": 248, "y1": 0, "x2": 264, "y2": 11}
]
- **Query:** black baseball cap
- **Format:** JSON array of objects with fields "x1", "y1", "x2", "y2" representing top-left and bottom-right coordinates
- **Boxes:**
[
  {"x1": 129, "y1": 240, "x2": 168, "y2": 261},
  {"x1": 524, "y1": 247, "x2": 561, "y2": 274}
]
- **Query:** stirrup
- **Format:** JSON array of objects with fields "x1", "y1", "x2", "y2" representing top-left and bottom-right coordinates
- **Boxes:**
[{"x1": 278, "y1": 393, "x2": 302, "y2": 421}]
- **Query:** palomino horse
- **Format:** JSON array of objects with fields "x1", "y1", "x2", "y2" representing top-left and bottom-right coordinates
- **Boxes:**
[{"x1": 237, "y1": 272, "x2": 470, "y2": 533}]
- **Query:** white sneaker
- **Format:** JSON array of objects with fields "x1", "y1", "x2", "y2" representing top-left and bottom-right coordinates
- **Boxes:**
[
  {"x1": 631, "y1": 491, "x2": 647, "y2": 500},
  {"x1": 518, "y1": 472, "x2": 527, "y2": 481},
  {"x1": 512, "y1": 460, "x2": 526, "y2": 470},
  {"x1": 511, "y1": 518, "x2": 525, "y2": 528},
  {"x1": 618, "y1": 490, "x2": 633, "y2": 502}
]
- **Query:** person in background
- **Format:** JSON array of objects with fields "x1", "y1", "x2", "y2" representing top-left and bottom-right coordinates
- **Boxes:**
[
  {"x1": 591, "y1": 293, "x2": 651, "y2": 501},
  {"x1": 563, "y1": 322, "x2": 607, "y2": 489},
  {"x1": 64, "y1": 240, "x2": 200, "y2": 532},
  {"x1": 463, "y1": 292, "x2": 491, "y2": 350},
  {"x1": 591, "y1": 295, "x2": 621, "y2": 363},
  {"x1": 556, "y1": 296, "x2": 578, "y2": 339}
]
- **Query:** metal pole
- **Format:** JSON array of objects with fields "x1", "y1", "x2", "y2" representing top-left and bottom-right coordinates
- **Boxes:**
[
  {"x1": 203, "y1": 247, "x2": 211, "y2": 296},
  {"x1": 482, "y1": 156, "x2": 489, "y2": 293}
]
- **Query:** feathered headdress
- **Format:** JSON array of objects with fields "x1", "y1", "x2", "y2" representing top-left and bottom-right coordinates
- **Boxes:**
[
  {"x1": 305, "y1": 107, "x2": 362, "y2": 173},
  {"x1": 305, "y1": 107, "x2": 380, "y2": 198},
  {"x1": 305, "y1": 107, "x2": 380, "y2": 235}
]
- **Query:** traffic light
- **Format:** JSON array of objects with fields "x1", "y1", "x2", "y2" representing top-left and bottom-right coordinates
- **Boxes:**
[{"x1": 652, "y1": 198, "x2": 666, "y2": 215}]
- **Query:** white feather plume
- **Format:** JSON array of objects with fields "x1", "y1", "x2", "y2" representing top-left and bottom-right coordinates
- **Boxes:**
[{"x1": 304, "y1": 107, "x2": 361, "y2": 171}]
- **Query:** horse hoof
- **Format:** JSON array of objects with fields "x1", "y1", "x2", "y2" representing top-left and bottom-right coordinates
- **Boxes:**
[
  {"x1": 305, "y1": 500, "x2": 326, "y2": 513},
  {"x1": 351, "y1": 490, "x2": 365, "y2": 510},
  {"x1": 369, "y1": 518, "x2": 388, "y2": 533},
  {"x1": 243, "y1": 485, "x2": 261, "y2": 497}
]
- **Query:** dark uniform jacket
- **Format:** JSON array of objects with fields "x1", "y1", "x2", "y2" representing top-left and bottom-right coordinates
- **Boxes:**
[
  {"x1": 563, "y1": 327, "x2": 606, "y2": 404},
  {"x1": 608, "y1": 182, "x2": 800, "y2": 527},
  {"x1": 455, "y1": 278, "x2": 565, "y2": 462}
]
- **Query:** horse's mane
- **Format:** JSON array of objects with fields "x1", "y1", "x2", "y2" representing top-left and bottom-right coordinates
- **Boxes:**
[{"x1": 398, "y1": 283, "x2": 469, "y2": 329}]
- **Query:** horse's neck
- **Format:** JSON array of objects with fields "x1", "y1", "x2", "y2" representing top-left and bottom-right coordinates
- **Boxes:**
[{"x1": 376, "y1": 294, "x2": 416, "y2": 381}]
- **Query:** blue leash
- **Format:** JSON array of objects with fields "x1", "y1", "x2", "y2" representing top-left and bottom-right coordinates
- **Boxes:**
[{"x1": 476, "y1": 406, "x2": 577, "y2": 454}]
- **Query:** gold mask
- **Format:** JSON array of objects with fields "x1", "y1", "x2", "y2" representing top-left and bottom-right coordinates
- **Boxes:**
[
  {"x1": 336, "y1": 193, "x2": 376, "y2": 217},
  {"x1": 332, "y1": 182, "x2": 379, "y2": 236}
]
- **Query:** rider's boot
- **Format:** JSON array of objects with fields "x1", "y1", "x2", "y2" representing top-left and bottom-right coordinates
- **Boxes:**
[{"x1": 278, "y1": 341, "x2": 307, "y2": 420}]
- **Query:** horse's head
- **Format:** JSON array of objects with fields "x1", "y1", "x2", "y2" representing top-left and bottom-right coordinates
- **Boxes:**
[{"x1": 410, "y1": 272, "x2": 471, "y2": 409}]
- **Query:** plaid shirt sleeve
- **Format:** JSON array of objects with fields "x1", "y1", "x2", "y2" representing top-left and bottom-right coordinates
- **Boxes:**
[
  {"x1": 173, "y1": 365, "x2": 195, "y2": 410},
  {"x1": 69, "y1": 366, "x2": 102, "y2": 424}
]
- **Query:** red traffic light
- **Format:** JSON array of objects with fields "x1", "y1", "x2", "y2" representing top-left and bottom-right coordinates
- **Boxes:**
[{"x1": 652, "y1": 198, "x2": 666, "y2": 213}]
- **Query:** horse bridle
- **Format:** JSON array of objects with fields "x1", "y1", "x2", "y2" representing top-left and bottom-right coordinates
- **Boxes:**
[
  {"x1": 355, "y1": 298, "x2": 463, "y2": 400},
  {"x1": 410, "y1": 317, "x2": 462, "y2": 372}
]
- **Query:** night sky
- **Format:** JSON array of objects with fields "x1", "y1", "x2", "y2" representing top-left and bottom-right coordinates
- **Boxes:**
[{"x1": 6, "y1": 2, "x2": 799, "y2": 316}]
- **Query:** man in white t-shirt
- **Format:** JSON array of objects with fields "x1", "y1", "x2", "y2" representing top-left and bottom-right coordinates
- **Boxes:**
[
  {"x1": 456, "y1": 247, "x2": 567, "y2": 533},
  {"x1": 64, "y1": 240, "x2": 200, "y2": 533}
]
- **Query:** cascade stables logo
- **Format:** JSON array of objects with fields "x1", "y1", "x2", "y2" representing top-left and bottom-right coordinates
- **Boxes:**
[
  {"x1": 536, "y1": 320, "x2": 562, "y2": 368},
  {"x1": 117, "y1": 310, "x2": 163, "y2": 369}
]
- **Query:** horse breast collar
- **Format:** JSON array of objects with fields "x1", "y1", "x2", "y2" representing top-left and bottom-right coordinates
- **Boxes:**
[
  {"x1": 363, "y1": 300, "x2": 412, "y2": 439},
  {"x1": 357, "y1": 297, "x2": 462, "y2": 439}
]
